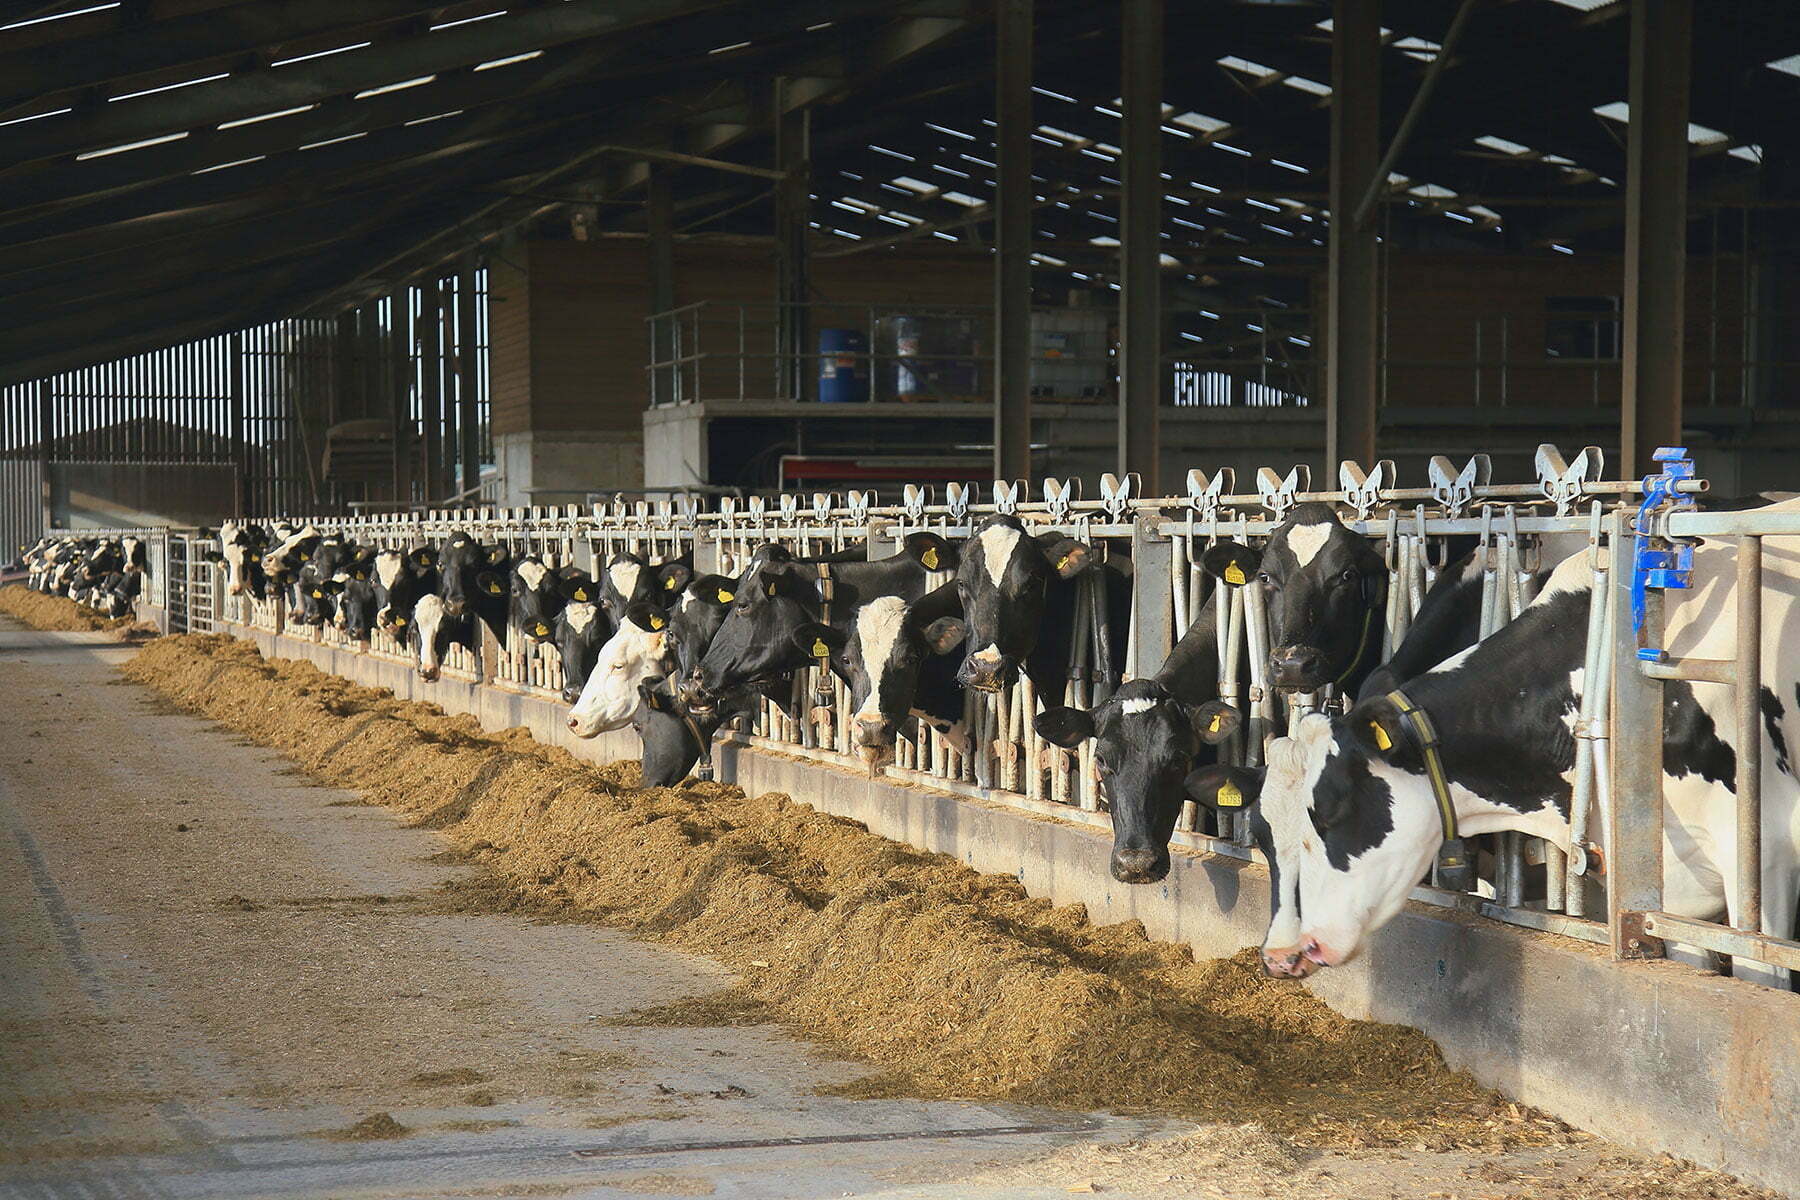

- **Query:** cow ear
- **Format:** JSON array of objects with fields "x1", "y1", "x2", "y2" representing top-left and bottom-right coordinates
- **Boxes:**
[
  {"x1": 903, "y1": 531, "x2": 957, "y2": 572},
  {"x1": 203, "y1": 549, "x2": 224, "y2": 562},
  {"x1": 625, "y1": 601, "x2": 669, "y2": 633},
  {"x1": 321, "y1": 579, "x2": 346, "y2": 596},
  {"x1": 1185, "y1": 764, "x2": 1264, "y2": 812},
  {"x1": 638, "y1": 681, "x2": 672, "y2": 712},
  {"x1": 1201, "y1": 541, "x2": 1261, "y2": 587},
  {"x1": 411, "y1": 547, "x2": 437, "y2": 568},
  {"x1": 1349, "y1": 695, "x2": 1420, "y2": 767},
  {"x1": 688, "y1": 574, "x2": 736, "y2": 606},
  {"x1": 476, "y1": 570, "x2": 505, "y2": 596},
  {"x1": 526, "y1": 618, "x2": 554, "y2": 642},
  {"x1": 1034, "y1": 706, "x2": 1095, "y2": 748},
  {"x1": 919, "y1": 616, "x2": 967, "y2": 654},
  {"x1": 486, "y1": 545, "x2": 508, "y2": 566},
  {"x1": 561, "y1": 574, "x2": 595, "y2": 603},
  {"x1": 1042, "y1": 537, "x2": 1090, "y2": 579},
  {"x1": 1189, "y1": 700, "x2": 1240, "y2": 745},
  {"x1": 658, "y1": 563, "x2": 692, "y2": 594},
  {"x1": 791, "y1": 621, "x2": 846, "y2": 662},
  {"x1": 754, "y1": 567, "x2": 792, "y2": 600}
]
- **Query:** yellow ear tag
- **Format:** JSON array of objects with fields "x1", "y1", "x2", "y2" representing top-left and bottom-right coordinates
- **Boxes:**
[
  {"x1": 311, "y1": 589, "x2": 323, "y2": 599},
  {"x1": 1209, "y1": 712, "x2": 1224, "y2": 733},
  {"x1": 921, "y1": 547, "x2": 938, "y2": 569},
  {"x1": 534, "y1": 622, "x2": 550, "y2": 637},
  {"x1": 664, "y1": 575, "x2": 678, "y2": 590},
  {"x1": 354, "y1": 571, "x2": 366, "y2": 581},
  {"x1": 1223, "y1": 562, "x2": 1246, "y2": 586},
  {"x1": 393, "y1": 616, "x2": 407, "y2": 627},
  {"x1": 811, "y1": 638, "x2": 830, "y2": 658},
  {"x1": 649, "y1": 614, "x2": 665, "y2": 630},
  {"x1": 1370, "y1": 721, "x2": 1393, "y2": 751},
  {"x1": 1217, "y1": 780, "x2": 1244, "y2": 808},
  {"x1": 766, "y1": 582, "x2": 778, "y2": 597},
  {"x1": 1055, "y1": 553, "x2": 1073, "y2": 572},
  {"x1": 717, "y1": 589, "x2": 734, "y2": 603},
  {"x1": 572, "y1": 587, "x2": 589, "y2": 601}
]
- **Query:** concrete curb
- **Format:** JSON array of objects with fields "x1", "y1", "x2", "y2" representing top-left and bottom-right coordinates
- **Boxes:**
[{"x1": 219, "y1": 618, "x2": 1800, "y2": 1194}]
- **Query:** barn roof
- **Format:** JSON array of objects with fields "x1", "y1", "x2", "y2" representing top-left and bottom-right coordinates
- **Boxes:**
[{"x1": 2, "y1": 0, "x2": 1795, "y2": 387}]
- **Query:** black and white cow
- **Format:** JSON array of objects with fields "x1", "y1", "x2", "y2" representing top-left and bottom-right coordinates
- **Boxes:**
[
  {"x1": 207, "y1": 522, "x2": 271, "y2": 599},
  {"x1": 566, "y1": 602, "x2": 677, "y2": 737},
  {"x1": 953, "y1": 514, "x2": 1120, "y2": 696},
  {"x1": 1187, "y1": 505, "x2": 1800, "y2": 985},
  {"x1": 599, "y1": 552, "x2": 661, "y2": 620},
  {"x1": 633, "y1": 680, "x2": 759, "y2": 788},
  {"x1": 440, "y1": 531, "x2": 511, "y2": 642},
  {"x1": 682, "y1": 533, "x2": 955, "y2": 711},
  {"x1": 798, "y1": 581, "x2": 968, "y2": 772},
  {"x1": 1034, "y1": 504, "x2": 1406, "y2": 885},
  {"x1": 374, "y1": 546, "x2": 438, "y2": 637}
]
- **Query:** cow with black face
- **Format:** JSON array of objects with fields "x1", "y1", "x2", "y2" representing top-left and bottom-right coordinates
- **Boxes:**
[
  {"x1": 295, "y1": 562, "x2": 336, "y2": 627},
  {"x1": 207, "y1": 522, "x2": 270, "y2": 599},
  {"x1": 953, "y1": 514, "x2": 1099, "y2": 694},
  {"x1": 326, "y1": 549, "x2": 378, "y2": 640},
  {"x1": 633, "y1": 680, "x2": 759, "y2": 787},
  {"x1": 599, "y1": 552, "x2": 660, "y2": 620},
  {"x1": 508, "y1": 556, "x2": 567, "y2": 643},
  {"x1": 665, "y1": 574, "x2": 736, "y2": 681},
  {"x1": 681, "y1": 533, "x2": 954, "y2": 713},
  {"x1": 439, "y1": 531, "x2": 511, "y2": 643},
  {"x1": 1186, "y1": 514, "x2": 1800, "y2": 985}
]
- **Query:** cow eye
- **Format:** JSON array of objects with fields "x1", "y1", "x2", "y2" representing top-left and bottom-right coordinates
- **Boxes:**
[
  {"x1": 1340, "y1": 567, "x2": 1359, "y2": 585},
  {"x1": 1257, "y1": 571, "x2": 1275, "y2": 586}
]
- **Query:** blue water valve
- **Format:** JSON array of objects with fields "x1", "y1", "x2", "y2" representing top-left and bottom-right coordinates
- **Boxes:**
[{"x1": 1630, "y1": 446, "x2": 1698, "y2": 661}]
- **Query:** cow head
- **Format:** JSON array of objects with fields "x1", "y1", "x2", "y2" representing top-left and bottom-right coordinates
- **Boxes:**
[
  {"x1": 509, "y1": 556, "x2": 565, "y2": 641},
  {"x1": 333, "y1": 552, "x2": 378, "y2": 639},
  {"x1": 666, "y1": 575, "x2": 737, "y2": 679},
  {"x1": 551, "y1": 599, "x2": 611, "y2": 703},
  {"x1": 954, "y1": 515, "x2": 1089, "y2": 692},
  {"x1": 209, "y1": 523, "x2": 269, "y2": 598},
  {"x1": 373, "y1": 547, "x2": 433, "y2": 635},
  {"x1": 442, "y1": 532, "x2": 509, "y2": 619},
  {"x1": 566, "y1": 602, "x2": 674, "y2": 738},
  {"x1": 682, "y1": 564, "x2": 821, "y2": 711},
  {"x1": 1036, "y1": 681, "x2": 1239, "y2": 883},
  {"x1": 296, "y1": 564, "x2": 335, "y2": 627},
  {"x1": 808, "y1": 594, "x2": 966, "y2": 772},
  {"x1": 601, "y1": 552, "x2": 658, "y2": 618},
  {"x1": 1202, "y1": 503, "x2": 1386, "y2": 693},
  {"x1": 263, "y1": 523, "x2": 321, "y2": 583},
  {"x1": 410, "y1": 593, "x2": 471, "y2": 682}
]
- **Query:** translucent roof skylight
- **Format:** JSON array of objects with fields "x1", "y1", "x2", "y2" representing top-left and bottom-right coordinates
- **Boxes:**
[
  {"x1": 1217, "y1": 56, "x2": 1277, "y2": 78},
  {"x1": 1475, "y1": 135, "x2": 1534, "y2": 156}
]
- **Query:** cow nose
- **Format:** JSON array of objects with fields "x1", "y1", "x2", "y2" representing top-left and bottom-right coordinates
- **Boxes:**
[
  {"x1": 561, "y1": 686, "x2": 582, "y2": 704},
  {"x1": 1270, "y1": 645, "x2": 1326, "y2": 689},
  {"x1": 443, "y1": 598, "x2": 466, "y2": 616},
  {"x1": 1260, "y1": 946, "x2": 1311, "y2": 978},
  {"x1": 1110, "y1": 847, "x2": 1169, "y2": 884},
  {"x1": 957, "y1": 657, "x2": 1003, "y2": 691},
  {"x1": 852, "y1": 714, "x2": 892, "y2": 746}
]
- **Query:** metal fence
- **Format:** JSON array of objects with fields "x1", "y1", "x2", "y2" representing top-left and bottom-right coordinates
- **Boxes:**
[{"x1": 92, "y1": 446, "x2": 1796, "y2": 983}]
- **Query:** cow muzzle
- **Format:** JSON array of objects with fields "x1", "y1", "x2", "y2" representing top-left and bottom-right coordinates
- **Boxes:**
[
  {"x1": 443, "y1": 597, "x2": 467, "y2": 618},
  {"x1": 1261, "y1": 936, "x2": 1337, "y2": 978},
  {"x1": 1110, "y1": 846, "x2": 1170, "y2": 885},
  {"x1": 956, "y1": 649, "x2": 1012, "y2": 692},
  {"x1": 417, "y1": 664, "x2": 441, "y2": 682},
  {"x1": 1269, "y1": 644, "x2": 1327, "y2": 691},
  {"x1": 561, "y1": 685, "x2": 584, "y2": 704},
  {"x1": 678, "y1": 672, "x2": 717, "y2": 714}
]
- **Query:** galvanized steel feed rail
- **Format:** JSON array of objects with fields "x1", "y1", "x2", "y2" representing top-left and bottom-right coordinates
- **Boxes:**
[{"x1": 69, "y1": 443, "x2": 1799, "y2": 982}]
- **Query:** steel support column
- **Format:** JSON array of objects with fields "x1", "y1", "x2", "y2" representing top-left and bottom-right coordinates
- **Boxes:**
[
  {"x1": 1326, "y1": 0, "x2": 1381, "y2": 473},
  {"x1": 389, "y1": 289, "x2": 412, "y2": 504},
  {"x1": 36, "y1": 379, "x2": 52, "y2": 533},
  {"x1": 992, "y1": 0, "x2": 1033, "y2": 481},
  {"x1": 420, "y1": 277, "x2": 443, "y2": 502},
  {"x1": 646, "y1": 166, "x2": 676, "y2": 406},
  {"x1": 457, "y1": 256, "x2": 481, "y2": 498},
  {"x1": 1118, "y1": 0, "x2": 1163, "y2": 492},
  {"x1": 774, "y1": 82, "x2": 812, "y2": 404},
  {"x1": 1620, "y1": 0, "x2": 1691, "y2": 477},
  {"x1": 230, "y1": 331, "x2": 248, "y2": 517}
]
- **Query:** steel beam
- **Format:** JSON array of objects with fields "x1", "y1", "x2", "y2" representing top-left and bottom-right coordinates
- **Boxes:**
[
  {"x1": 1352, "y1": 0, "x2": 1481, "y2": 231},
  {"x1": 992, "y1": 0, "x2": 1033, "y2": 482},
  {"x1": 646, "y1": 166, "x2": 677, "y2": 407},
  {"x1": 1325, "y1": 0, "x2": 1382, "y2": 474},
  {"x1": 1619, "y1": 0, "x2": 1691, "y2": 477},
  {"x1": 1118, "y1": 0, "x2": 1164, "y2": 492},
  {"x1": 390, "y1": 288, "x2": 413, "y2": 505},
  {"x1": 457, "y1": 257, "x2": 482, "y2": 497},
  {"x1": 419, "y1": 277, "x2": 444, "y2": 504},
  {"x1": 773, "y1": 80, "x2": 811, "y2": 404}
]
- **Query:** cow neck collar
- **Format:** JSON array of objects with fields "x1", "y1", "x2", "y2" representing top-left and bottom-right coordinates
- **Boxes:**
[
  {"x1": 1382, "y1": 688, "x2": 1471, "y2": 888},
  {"x1": 1332, "y1": 604, "x2": 1377, "y2": 690}
]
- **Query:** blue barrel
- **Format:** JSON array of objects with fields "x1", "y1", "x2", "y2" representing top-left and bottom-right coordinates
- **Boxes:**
[{"x1": 818, "y1": 328, "x2": 869, "y2": 403}]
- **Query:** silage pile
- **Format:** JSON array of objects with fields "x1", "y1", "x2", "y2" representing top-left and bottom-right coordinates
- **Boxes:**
[
  {"x1": 0, "y1": 582, "x2": 148, "y2": 636},
  {"x1": 123, "y1": 634, "x2": 1572, "y2": 1150}
]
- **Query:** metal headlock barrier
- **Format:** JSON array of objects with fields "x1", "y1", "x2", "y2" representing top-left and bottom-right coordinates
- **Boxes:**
[{"x1": 64, "y1": 443, "x2": 1798, "y2": 983}]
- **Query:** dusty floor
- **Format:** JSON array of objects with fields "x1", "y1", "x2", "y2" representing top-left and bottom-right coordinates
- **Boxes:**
[{"x1": 0, "y1": 620, "x2": 1783, "y2": 1199}]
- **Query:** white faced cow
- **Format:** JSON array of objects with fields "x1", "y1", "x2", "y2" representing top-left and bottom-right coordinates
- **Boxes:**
[
  {"x1": 566, "y1": 603, "x2": 674, "y2": 739},
  {"x1": 1189, "y1": 504, "x2": 1800, "y2": 987}
]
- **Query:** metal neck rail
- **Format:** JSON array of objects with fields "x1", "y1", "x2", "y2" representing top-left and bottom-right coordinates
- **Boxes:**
[{"x1": 53, "y1": 442, "x2": 1799, "y2": 984}]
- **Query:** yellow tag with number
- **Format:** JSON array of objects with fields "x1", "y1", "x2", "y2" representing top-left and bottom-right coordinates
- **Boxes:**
[
  {"x1": 1056, "y1": 553, "x2": 1073, "y2": 572},
  {"x1": 717, "y1": 588, "x2": 734, "y2": 603},
  {"x1": 486, "y1": 580, "x2": 502, "y2": 594},
  {"x1": 311, "y1": 589, "x2": 323, "y2": 599},
  {"x1": 1223, "y1": 562, "x2": 1246, "y2": 586},
  {"x1": 1370, "y1": 721, "x2": 1392, "y2": 751},
  {"x1": 766, "y1": 582, "x2": 778, "y2": 597},
  {"x1": 1217, "y1": 780, "x2": 1244, "y2": 808},
  {"x1": 811, "y1": 638, "x2": 830, "y2": 658},
  {"x1": 533, "y1": 622, "x2": 550, "y2": 637},
  {"x1": 572, "y1": 587, "x2": 589, "y2": 601},
  {"x1": 665, "y1": 575, "x2": 678, "y2": 589},
  {"x1": 649, "y1": 614, "x2": 665, "y2": 630},
  {"x1": 1209, "y1": 711, "x2": 1224, "y2": 733},
  {"x1": 921, "y1": 547, "x2": 939, "y2": 569}
]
